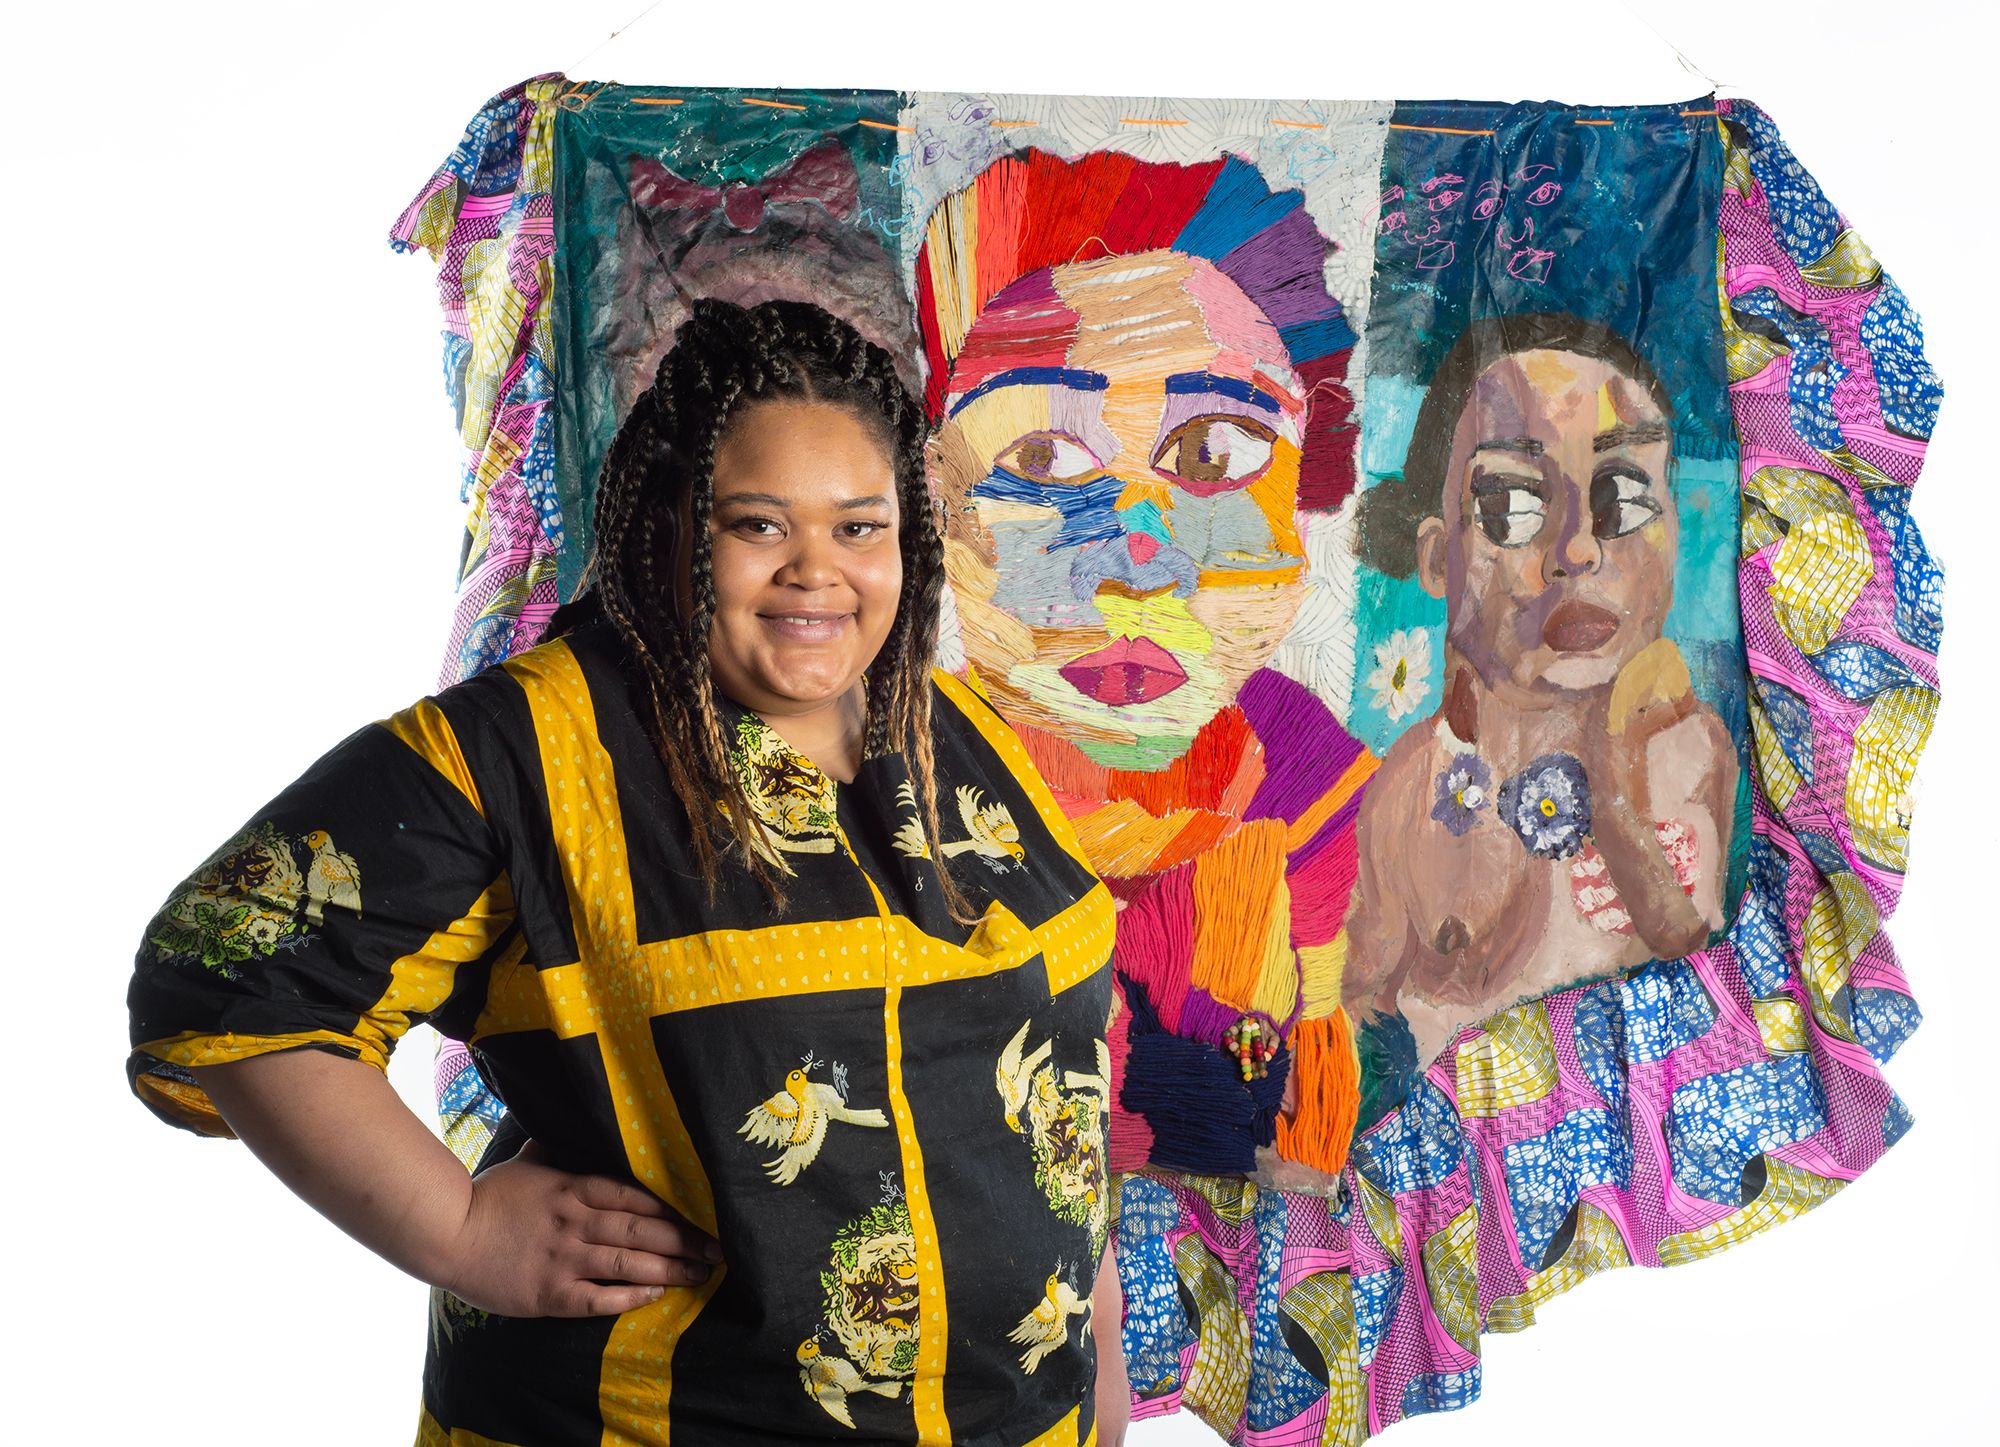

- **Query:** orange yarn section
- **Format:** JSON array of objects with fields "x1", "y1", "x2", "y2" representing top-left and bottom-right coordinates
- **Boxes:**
[
  {"x1": 1015, "y1": 707, "x2": 1256, "y2": 817},
  {"x1": 1019, "y1": 709, "x2": 1268, "y2": 880},
  {"x1": 1189, "y1": 820, "x2": 1289, "y2": 1009},
  {"x1": 1276, "y1": 1009, "x2": 1360, "y2": 1174}
]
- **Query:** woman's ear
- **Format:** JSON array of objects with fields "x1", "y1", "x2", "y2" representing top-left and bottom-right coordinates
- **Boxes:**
[{"x1": 1416, "y1": 515, "x2": 1449, "y2": 599}]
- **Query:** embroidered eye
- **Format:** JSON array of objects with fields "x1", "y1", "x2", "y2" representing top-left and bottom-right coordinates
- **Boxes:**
[
  {"x1": 1151, "y1": 415, "x2": 1277, "y2": 492},
  {"x1": 1591, "y1": 469, "x2": 1663, "y2": 539},
  {"x1": 995, "y1": 432, "x2": 1104, "y2": 485},
  {"x1": 1525, "y1": 181, "x2": 1561, "y2": 206},
  {"x1": 1472, "y1": 479, "x2": 1548, "y2": 546}
]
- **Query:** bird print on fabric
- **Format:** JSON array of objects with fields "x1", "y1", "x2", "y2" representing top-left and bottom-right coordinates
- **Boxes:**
[
  {"x1": 1008, "y1": 1268, "x2": 1087, "y2": 1374},
  {"x1": 997, "y1": 1020, "x2": 1055, "y2": 1134},
  {"x1": 890, "y1": 780, "x2": 1026, "y2": 871},
  {"x1": 301, "y1": 829, "x2": 363, "y2": 925},
  {"x1": 741, "y1": 1057, "x2": 890, "y2": 1186},
  {"x1": 948, "y1": 786, "x2": 1026, "y2": 868},
  {"x1": 797, "y1": 1337, "x2": 900, "y2": 1428}
]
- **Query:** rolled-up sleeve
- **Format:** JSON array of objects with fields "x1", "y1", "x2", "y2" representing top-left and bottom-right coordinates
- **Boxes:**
[{"x1": 128, "y1": 700, "x2": 515, "y2": 1136}]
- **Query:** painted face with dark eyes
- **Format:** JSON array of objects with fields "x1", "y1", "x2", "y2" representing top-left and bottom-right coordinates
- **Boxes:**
[
  {"x1": 1415, "y1": 348, "x2": 1678, "y2": 697},
  {"x1": 932, "y1": 249, "x2": 1308, "y2": 771}
]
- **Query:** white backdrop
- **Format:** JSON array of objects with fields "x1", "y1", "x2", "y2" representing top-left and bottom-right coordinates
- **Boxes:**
[{"x1": 11, "y1": 3, "x2": 1990, "y2": 1442}]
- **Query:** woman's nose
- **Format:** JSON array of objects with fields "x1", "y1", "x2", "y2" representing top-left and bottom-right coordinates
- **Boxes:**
[
  {"x1": 1543, "y1": 485, "x2": 1602, "y2": 582},
  {"x1": 777, "y1": 533, "x2": 840, "y2": 588}
]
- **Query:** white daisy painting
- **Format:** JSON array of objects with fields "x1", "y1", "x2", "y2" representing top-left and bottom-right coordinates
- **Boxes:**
[{"x1": 1366, "y1": 627, "x2": 1432, "y2": 722}]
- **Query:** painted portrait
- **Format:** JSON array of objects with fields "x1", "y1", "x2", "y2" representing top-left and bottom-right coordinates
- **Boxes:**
[{"x1": 1341, "y1": 312, "x2": 1739, "y2": 1067}]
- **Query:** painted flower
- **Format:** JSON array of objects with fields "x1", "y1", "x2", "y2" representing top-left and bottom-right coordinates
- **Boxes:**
[
  {"x1": 1430, "y1": 753, "x2": 1493, "y2": 836},
  {"x1": 1497, "y1": 753, "x2": 1593, "y2": 860},
  {"x1": 1367, "y1": 627, "x2": 1432, "y2": 722}
]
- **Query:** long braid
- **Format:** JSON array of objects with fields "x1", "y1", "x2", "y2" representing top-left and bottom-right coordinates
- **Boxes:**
[{"x1": 588, "y1": 297, "x2": 971, "y2": 919}]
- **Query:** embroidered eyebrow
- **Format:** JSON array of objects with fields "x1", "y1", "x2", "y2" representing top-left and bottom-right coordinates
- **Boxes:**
[
  {"x1": 1473, "y1": 437, "x2": 1544, "y2": 457},
  {"x1": 948, "y1": 367, "x2": 1109, "y2": 418},
  {"x1": 1594, "y1": 421, "x2": 1670, "y2": 452},
  {"x1": 1163, "y1": 372, "x2": 1284, "y2": 413}
]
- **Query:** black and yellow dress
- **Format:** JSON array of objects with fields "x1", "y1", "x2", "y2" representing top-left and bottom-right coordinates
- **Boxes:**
[{"x1": 127, "y1": 618, "x2": 1117, "y2": 1446}]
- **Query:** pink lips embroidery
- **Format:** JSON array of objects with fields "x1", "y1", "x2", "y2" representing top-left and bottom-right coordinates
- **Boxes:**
[{"x1": 1058, "y1": 637, "x2": 1189, "y2": 706}]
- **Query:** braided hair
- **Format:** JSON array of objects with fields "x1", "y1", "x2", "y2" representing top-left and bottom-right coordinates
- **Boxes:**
[{"x1": 589, "y1": 297, "x2": 969, "y2": 919}]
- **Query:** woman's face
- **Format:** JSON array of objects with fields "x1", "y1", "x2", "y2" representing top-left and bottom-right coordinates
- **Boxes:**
[
  {"x1": 933, "y1": 250, "x2": 1307, "y2": 771},
  {"x1": 705, "y1": 399, "x2": 902, "y2": 721},
  {"x1": 1416, "y1": 348, "x2": 1677, "y2": 697}
]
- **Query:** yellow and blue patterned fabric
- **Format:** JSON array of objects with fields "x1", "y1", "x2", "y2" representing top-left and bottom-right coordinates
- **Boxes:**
[{"x1": 128, "y1": 615, "x2": 1117, "y2": 1446}]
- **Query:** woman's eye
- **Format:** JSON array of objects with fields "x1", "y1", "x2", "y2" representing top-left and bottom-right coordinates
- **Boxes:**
[
  {"x1": 1473, "y1": 484, "x2": 1547, "y2": 547},
  {"x1": 1590, "y1": 470, "x2": 1662, "y2": 539},
  {"x1": 1151, "y1": 416, "x2": 1277, "y2": 491},
  {"x1": 841, "y1": 519, "x2": 892, "y2": 539},
  {"x1": 731, "y1": 516, "x2": 782, "y2": 537},
  {"x1": 995, "y1": 433, "x2": 1104, "y2": 484}
]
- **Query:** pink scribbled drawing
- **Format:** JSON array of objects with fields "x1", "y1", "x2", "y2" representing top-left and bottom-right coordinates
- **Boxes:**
[
  {"x1": 1472, "y1": 181, "x2": 1505, "y2": 220},
  {"x1": 1507, "y1": 247, "x2": 1555, "y2": 282},
  {"x1": 1417, "y1": 240, "x2": 1456, "y2": 269}
]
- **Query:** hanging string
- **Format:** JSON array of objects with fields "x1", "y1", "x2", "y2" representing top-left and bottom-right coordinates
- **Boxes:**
[
  {"x1": 1619, "y1": 3, "x2": 1727, "y2": 95},
  {"x1": 563, "y1": 1, "x2": 667, "y2": 81}
]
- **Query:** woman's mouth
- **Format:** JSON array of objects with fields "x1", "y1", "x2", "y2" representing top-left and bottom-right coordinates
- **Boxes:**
[
  {"x1": 1542, "y1": 600, "x2": 1620, "y2": 653},
  {"x1": 1058, "y1": 636, "x2": 1188, "y2": 705},
  {"x1": 761, "y1": 612, "x2": 852, "y2": 642}
]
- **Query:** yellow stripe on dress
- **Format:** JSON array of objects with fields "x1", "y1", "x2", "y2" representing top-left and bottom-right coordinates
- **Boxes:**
[
  {"x1": 935, "y1": 668, "x2": 1097, "y2": 874},
  {"x1": 503, "y1": 640, "x2": 723, "y2": 1439},
  {"x1": 135, "y1": 875, "x2": 518, "y2": 1134},
  {"x1": 851, "y1": 864, "x2": 952, "y2": 1443},
  {"x1": 414, "y1": 1405, "x2": 526, "y2": 1447},
  {"x1": 1019, "y1": 1403, "x2": 1082, "y2": 1447},
  {"x1": 382, "y1": 698, "x2": 487, "y2": 817}
]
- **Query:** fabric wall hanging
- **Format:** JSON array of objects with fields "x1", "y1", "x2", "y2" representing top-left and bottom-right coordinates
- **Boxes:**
[{"x1": 393, "y1": 78, "x2": 1942, "y2": 1444}]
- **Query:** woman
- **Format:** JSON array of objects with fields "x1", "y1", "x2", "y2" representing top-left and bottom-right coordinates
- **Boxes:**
[
  {"x1": 127, "y1": 299, "x2": 1128, "y2": 1445},
  {"x1": 1343, "y1": 311, "x2": 1739, "y2": 1069}
]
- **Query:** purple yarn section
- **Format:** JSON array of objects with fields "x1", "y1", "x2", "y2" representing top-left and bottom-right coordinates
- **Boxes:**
[
  {"x1": 1179, "y1": 988, "x2": 1247, "y2": 1046},
  {"x1": 1238, "y1": 668, "x2": 1368, "y2": 823},
  {"x1": 1291, "y1": 792, "x2": 1365, "y2": 868},
  {"x1": 1220, "y1": 204, "x2": 1347, "y2": 330}
]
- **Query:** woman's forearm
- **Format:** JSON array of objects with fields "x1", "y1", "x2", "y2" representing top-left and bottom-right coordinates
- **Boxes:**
[
  {"x1": 194, "y1": 1047, "x2": 717, "y2": 1319},
  {"x1": 193, "y1": 1047, "x2": 476, "y2": 1288}
]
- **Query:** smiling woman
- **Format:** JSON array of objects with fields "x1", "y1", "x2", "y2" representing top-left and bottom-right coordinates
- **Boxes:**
[
  {"x1": 703, "y1": 401, "x2": 906, "y2": 779},
  {"x1": 125, "y1": 298, "x2": 1128, "y2": 1445}
]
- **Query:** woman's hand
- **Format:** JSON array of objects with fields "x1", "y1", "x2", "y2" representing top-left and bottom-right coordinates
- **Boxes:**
[
  {"x1": 1586, "y1": 639, "x2": 1719, "y2": 959},
  {"x1": 439, "y1": 1144, "x2": 721, "y2": 1318},
  {"x1": 194, "y1": 1049, "x2": 723, "y2": 1322}
]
